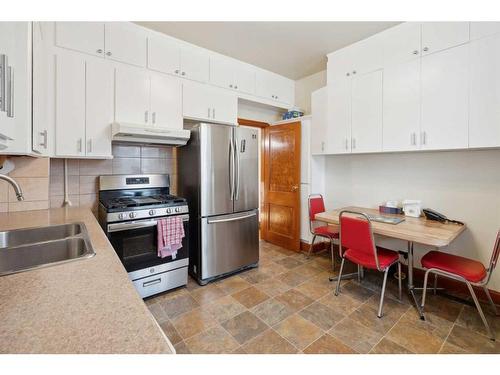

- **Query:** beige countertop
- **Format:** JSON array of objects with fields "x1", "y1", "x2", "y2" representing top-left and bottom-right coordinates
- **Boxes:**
[{"x1": 0, "y1": 207, "x2": 174, "y2": 354}]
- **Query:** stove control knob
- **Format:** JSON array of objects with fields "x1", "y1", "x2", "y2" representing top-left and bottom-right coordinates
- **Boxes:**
[
  {"x1": 166, "y1": 208, "x2": 172, "y2": 214},
  {"x1": 175, "y1": 207, "x2": 180, "y2": 213},
  {"x1": 129, "y1": 212, "x2": 137, "y2": 219},
  {"x1": 118, "y1": 213, "x2": 125, "y2": 220},
  {"x1": 149, "y1": 209, "x2": 156, "y2": 216}
]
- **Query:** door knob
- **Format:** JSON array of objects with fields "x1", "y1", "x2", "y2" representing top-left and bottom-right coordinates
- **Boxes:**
[{"x1": 291, "y1": 184, "x2": 299, "y2": 192}]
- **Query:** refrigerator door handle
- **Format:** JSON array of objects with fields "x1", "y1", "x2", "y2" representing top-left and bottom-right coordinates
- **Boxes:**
[
  {"x1": 228, "y1": 135, "x2": 234, "y2": 200},
  {"x1": 207, "y1": 212, "x2": 256, "y2": 224},
  {"x1": 234, "y1": 136, "x2": 240, "y2": 201}
]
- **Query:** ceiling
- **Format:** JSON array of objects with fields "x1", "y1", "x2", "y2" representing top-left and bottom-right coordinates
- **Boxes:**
[{"x1": 136, "y1": 22, "x2": 399, "y2": 80}]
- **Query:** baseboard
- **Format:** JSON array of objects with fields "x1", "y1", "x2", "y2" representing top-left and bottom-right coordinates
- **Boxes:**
[{"x1": 300, "y1": 240, "x2": 329, "y2": 253}]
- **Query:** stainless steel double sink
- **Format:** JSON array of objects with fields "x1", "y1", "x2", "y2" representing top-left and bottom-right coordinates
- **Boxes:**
[{"x1": 0, "y1": 222, "x2": 95, "y2": 277}]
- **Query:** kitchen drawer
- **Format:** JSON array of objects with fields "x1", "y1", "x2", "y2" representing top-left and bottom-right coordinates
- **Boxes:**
[{"x1": 131, "y1": 266, "x2": 188, "y2": 298}]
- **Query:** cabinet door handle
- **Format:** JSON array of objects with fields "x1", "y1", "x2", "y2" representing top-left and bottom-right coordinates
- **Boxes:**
[
  {"x1": 181, "y1": 71, "x2": 186, "y2": 76},
  {"x1": 6, "y1": 65, "x2": 13, "y2": 118},
  {"x1": 87, "y1": 139, "x2": 92, "y2": 153},
  {"x1": 208, "y1": 108, "x2": 211, "y2": 118},
  {"x1": 413, "y1": 50, "x2": 419, "y2": 55},
  {"x1": 77, "y1": 138, "x2": 82, "y2": 153},
  {"x1": 212, "y1": 108, "x2": 215, "y2": 119},
  {"x1": 39, "y1": 130, "x2": 48, "y2": 148},
  {"x1": 152, "y1": 112, "x2": 156, "y2": 124},
  {"x1": 321, "y1": 141, "x2": 324, "y2": 152},
  {"x1": 421, "y1": 131, "x2": 427, "y2": 145},
  {"x1": 174, "y1": 69, "x2": 180, "y2": 74},
  {"x1": 145, "y1": 110, "x2": 149, "y2": 123},
  {"x1": 351, "y1": 138, "x2": 356, "y2": 149},
  {"x1": 0, "y1": 54, "x2": 6, "y2": 112},
  {"x1": 96, "y1": 49, "x2": 103, "y2": 54},
  {"x1": 423, "y1": 47, "x2": 429, "y2": 52},
  {"x1": 234, "y1": 85, "x2": 238, "y2": 90},
  {"x1": 229, "y1": 84, "x2": 233, "y2": 88},
  {"x1": 106, "y1": 51, "x2": 112, "y2": 56},
  {"x1": 345, "y1": 138, "x2": 349, "y2": 150}
]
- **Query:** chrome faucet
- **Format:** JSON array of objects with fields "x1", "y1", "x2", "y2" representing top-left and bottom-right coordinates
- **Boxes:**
[{"x1": 0, "y1": 174, "x2": 24, "y2": 201}]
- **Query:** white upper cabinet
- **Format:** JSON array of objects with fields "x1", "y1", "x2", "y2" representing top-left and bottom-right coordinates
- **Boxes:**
[
  {"x1": 115, "y1": 67, "x2": 151, "y2": 126},
  {"x1": 383, "y1": 58, "x2": 421, "y2": 151},
  {"x1": 105, "y1": 23, "x2": 147, "y2": 67},
  {"x1": 85, "y1": 60, "x2": 113, "y2": 158},
  {"x1": 350, "y1": 35, "x2": 383, "y2": 76},
  {"x1": 310, "y1": 87, "x2": 328, "y2": 154},
  {"x1": 55, "y1": 54, "x2": 86, "y2": 157},
  {"x1": 327, "y1": 47, "x2": 353, "y2": 83},
  {"x1": 180, "y1": 46, "x2": 209, "y2": 83},
  {"x1": 147, "y1": 35, "x2": 181, "y2": 76},
  {"x1": 421, "y1": 44, "x2": 469, "y2": 150},
  {"x1": 55, "y1": 22, "x2": 105, "y2": 57},
  {"x1": 382, "y1": 22, "x2": 421, "y2": 66},
  {"x1": 210, "y1": 56, "x2": 255, "y2": 95},
  {"x1": 327, "y1": 77, "x2": 351, "y2": 154},
  {"x1": 255, "y1": 69, "x2": 294, "y2": 105},
  {"x1": 183, "y1": 81, "x2": 237, "y2": 125},
  {"x1": 421, "y1": 22, "x2": 469, "y2": 56},
  {"x1": 350, "y1": 70, "x2": 383, "y2": 153},
  {"x1": 470, "y1": 22, "x2": 500, "y2": 41},
  {"x1": 469, "y1": 33, "x2": 500, "y2": 148},
  {"x1": 150, "y1": 74, "x2": 182, "y2": 129}
]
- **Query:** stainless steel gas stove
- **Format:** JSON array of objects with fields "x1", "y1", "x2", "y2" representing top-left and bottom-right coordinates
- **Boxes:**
[{"x1": 98, "y1": 174, "x2": 189, "y2": 298}]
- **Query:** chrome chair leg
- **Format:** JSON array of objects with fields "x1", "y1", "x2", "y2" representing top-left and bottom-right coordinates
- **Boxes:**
[
  {"x1": 466, "y1": 282, "x2": 495, "y2": 341},
  {"x1": 330, "y1": 239, "x2": 335, "y2": 271},
  {"x1": 378, "y1": 268, "x2": 390, "y2": 318},
  {"x1": 335, "y1": 258, "x2": 345, "y2": 296},
  {"x1": 420, "y1": 269, "x2": 432, "y2": 310},
  {"x1": 483, "y1": 286, "x2": 499, "y2": 316},
  {"x1": 397, "y1": 262, "x2": 402, "y2": 302},
  {"x1": 307, "y1": 235, "x2": 316, "y2": 259},
  {"x1": 433, "y1": 274, "x2": 438, "y2": 295},
  {"x1": 357, "y1": 265, "x2": 361, "y2": 283}
]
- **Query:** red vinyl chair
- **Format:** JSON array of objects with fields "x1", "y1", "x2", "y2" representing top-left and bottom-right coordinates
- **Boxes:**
[
  {"x1": 420, "y1": 230, "x2": 500, "y2": 340},
  {"x1": 308, "y1": 194, "x2": 339, "y2": 269},
  {"x1": 335, "y1": 210, "x2": 402, "y2": 318}
]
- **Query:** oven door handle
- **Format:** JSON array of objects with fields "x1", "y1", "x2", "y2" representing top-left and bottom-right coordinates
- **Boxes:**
[{"x1": 107, "y1": 215, "x2": 189, "y2": 232}]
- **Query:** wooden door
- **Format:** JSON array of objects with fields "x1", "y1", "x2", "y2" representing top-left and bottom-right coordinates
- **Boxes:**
[{"x1": 261, "y1": 122, "x2": 301, "y2": 251}]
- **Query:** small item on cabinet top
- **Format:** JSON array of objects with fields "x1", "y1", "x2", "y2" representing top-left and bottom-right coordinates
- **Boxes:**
[
  {"x1": 402, "y1": 200, "x2": 422, "y2": 218},
  {"x1": 282, "y1": 107, "x2": 304, "y2": 120},
  {"x1": 379, "y1": 200, "x2": 403, "y2": 215}
]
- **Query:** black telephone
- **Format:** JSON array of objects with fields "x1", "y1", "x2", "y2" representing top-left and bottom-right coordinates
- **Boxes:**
[{"x1": 423, "y1": 208, "x2": 464, "y2": 225}]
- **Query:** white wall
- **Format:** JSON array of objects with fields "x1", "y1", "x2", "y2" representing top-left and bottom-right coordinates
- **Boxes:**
[
  {"x1": 295, "y1": 70, "x2": 327, "y2": 114},
  {"x1": 324, "y1": 149, "x2": 500, "y2": 291},
  {"x1": 238, "y1": 99, "x2": 283, "y2": 123}
]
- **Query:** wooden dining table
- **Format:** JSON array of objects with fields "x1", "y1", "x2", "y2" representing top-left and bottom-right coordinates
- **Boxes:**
[{"x1": 315, "y1": 206, "x2": 467, "y2": 319}]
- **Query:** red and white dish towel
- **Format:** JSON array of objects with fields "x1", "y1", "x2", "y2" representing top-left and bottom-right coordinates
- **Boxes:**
[{"x1": 157, "y1": 216, "x2": 185, "y2": 259}]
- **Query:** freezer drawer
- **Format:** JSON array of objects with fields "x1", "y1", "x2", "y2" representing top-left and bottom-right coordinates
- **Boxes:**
[
  {"x1": 200, "y1": 210, "x2": 259, "y2": 280},
  {"x1": 130, "y1": 266, "x2": 188, "y2": 298}
]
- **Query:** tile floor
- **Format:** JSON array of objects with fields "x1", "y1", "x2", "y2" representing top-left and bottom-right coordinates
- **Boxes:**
[{"x1": 145, "y1": 241, "x2": 500, "y2": 354}]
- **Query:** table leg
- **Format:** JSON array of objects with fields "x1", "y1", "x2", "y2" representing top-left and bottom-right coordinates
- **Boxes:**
[{"x1": 407, "y1": 241, "x2": 425, "y2": 320}]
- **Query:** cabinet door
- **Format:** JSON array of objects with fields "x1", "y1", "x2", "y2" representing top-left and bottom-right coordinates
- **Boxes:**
[
  {"x1": 148, "y1": 35, "x2": 181, "y2": 76},
  {"x1": 209, "y1": 55, "x2": 234, "y2": 90},
  {"x1": 115, "y1": 67, "x2": 150, "y2": 126},
  {"x1": 421, "y1": 22, "x2": 469, "y2": 56},
  {"x1": 233, "y1": 62, "x2": 255, "y2": 95},
  {"x1": 382, "y1": 22, "x2": 421, "y2": 66},
  {"x1": 180, "y1": 46, "x2": 209, "y2": 83},
  {"x1": 421, "y1": 44, "x2": 469, "y2": 150},
  {"x1": 351, "y1": 34, "x2": 383, "y2": 76},
  {"x1": 351, "y1": 70, "x2": 383, "y2": 153},
  {"x1": 255, "y1": 69, "x2": 274, "y2": 100},
  {"x1": 469, "y1": 34, "x2": 500, "y2": 148},
  {"x1": 182, "y1": 81, "x2": 212, "y2": 121},
  {"x1": 105, "y1": 22, "x2": 147, "y2": 67},
  {"x1": 327, "y1": 47, "x2": 353, "y2": 83},
  {"x1": 211, "y1": 87, "x2": 237, "y2": 125},
  {"x1": 274, "y1": 75, "x2": 294, "y2": 105},
  {"x1": 310, "y1": 87, "x2": 328, "y2": 154},
  {"x1": 86, "y1": 60, "x2": 113, "y2": 157},
  {"x1": 327, "y1": 77, "x2": 351, "y2": 154},
  {"x1": 150, "y1": 74, "x2": 182, "y2": 129},
  {"x1": 55, "y1": 22, "x2": 105, "y2": 57},
  {"x1": 470, "y1": 22, "x2": 500, "y2": 41},
  {"x1": 383, "y1": 59, "x2": 421, "y2": 151},
  {"x1": 55, "y1": 54, "x2": 85, "y2": 157}
]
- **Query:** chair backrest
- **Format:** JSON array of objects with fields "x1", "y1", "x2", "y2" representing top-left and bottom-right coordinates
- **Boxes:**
[
  {"x1": 488, "y1": 229, "x2": 500, "y2": 273},
  {"x1": 339, "y1": 210, "x2": 381, "y2": 270},
  {"x1": 308, "y1": 194, "x2": 325, "y2": 221}
]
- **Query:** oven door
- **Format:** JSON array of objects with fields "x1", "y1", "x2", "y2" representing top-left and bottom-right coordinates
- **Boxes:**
[{"x1": 107, "y1": 214, "x2": 189, "y2": 273}]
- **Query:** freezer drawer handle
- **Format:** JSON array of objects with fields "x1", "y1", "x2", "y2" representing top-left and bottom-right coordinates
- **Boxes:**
[
  {"x1": 143, "y1": 278, "x2": 162, "y2": 288},
  {"x1": 108, "y1": 215, "x2": 189, "y2": 232},
  {"x1": 207, "y1": 212, "x2": 256, "y2": 224}
]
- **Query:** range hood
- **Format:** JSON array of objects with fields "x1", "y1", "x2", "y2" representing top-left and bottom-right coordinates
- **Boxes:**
[{"x1": 111, "y1": 123, "x2": 191, "y2": 146}]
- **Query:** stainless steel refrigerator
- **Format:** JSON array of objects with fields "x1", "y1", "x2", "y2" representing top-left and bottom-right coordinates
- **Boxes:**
[{"x1": 178, "y1": 122, "x2": 259, "y2": 285}]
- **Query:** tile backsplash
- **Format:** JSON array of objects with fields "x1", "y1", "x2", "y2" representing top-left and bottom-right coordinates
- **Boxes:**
[
  {"x1": 49, "y1": 143, "x2": 177, "y2": 214},
  {"x1": 0, "y1": 143, "x2": 177, "y2": 215}
]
